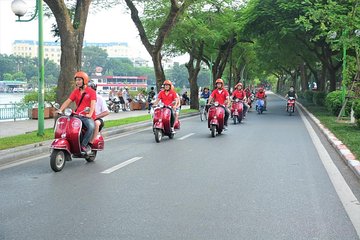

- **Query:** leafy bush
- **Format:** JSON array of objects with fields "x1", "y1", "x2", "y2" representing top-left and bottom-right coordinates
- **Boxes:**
[
  {"x1": 304, "y1": 90, "x2": 314, "y2": 103},
  {"x1": 297, "y1": 91, "x2": 305, "y2": 100},
  {"x1": 325, "y1": 91, "x2": 342, "y2": 116},
  {"x1": 23, "y1": 87, "x2": 56, "y2": 104},
  {"x1": 312, "y1": 91, "x2": 327, "y2": 106}
]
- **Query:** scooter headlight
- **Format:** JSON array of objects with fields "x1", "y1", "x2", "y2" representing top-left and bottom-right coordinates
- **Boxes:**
[
  {"x1": 214, "y1": 101, "x2": 219, "y2": 107},
  {"x1": 64, "y1": 108, "x2": 72, "y2": 117},
  {"x1": 158, "y1": 102, "x2": 165, "y2": 108},
  {"x1": 235, "y1": 98, "x2": 239, "y2": 102}
]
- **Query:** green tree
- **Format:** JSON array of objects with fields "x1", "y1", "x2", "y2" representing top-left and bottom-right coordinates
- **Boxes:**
[
  {"x1": 123, "y1": 0, "x2": 194, "y2": 91},
  {"x1": 44, "y1": 0, "x2": 92, "y2": 103},
  {"x1": 82, "y1": 46, "x2": 108, "y2": 74}
]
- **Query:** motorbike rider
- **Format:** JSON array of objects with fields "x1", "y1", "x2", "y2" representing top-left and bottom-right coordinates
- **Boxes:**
[
  {"x1": 256, "y1": 87, "x2": 267, "y2": 110},
  {"x1": 88, "y1": 81, "x2": 110, "y2": 146},
  {"x1": 207, "y1": 78, "x2": 230, "y2": 129},
  {"x1": 147, "y1": 87, "x2": 156, "y2": 113},
  {"x1": 232, "y1": 83, "x2": 249, "y2": 117},
  {"x1": 58, "y1": 71, "x2": 96, "y2": 154},
  {"x1": 200, "y1": 87, "x2": 211, "y2": 112},
  {"x1": 153, "y1": 80, "x2": 179, "y2": 133},
  {"x1": 172, "y1": 86, "x2": 181, "y2": 125},
  {"x1": 284, "y1": 86, "x2": 298, "y2": 99}
]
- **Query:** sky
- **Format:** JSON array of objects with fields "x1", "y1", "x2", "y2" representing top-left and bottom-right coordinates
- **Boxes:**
[{"x1": 0, "y1": 0, "x2": 186, "y2": 62}]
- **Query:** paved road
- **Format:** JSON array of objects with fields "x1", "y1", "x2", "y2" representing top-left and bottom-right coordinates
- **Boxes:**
[{"x1": 1, "y1": 93, "x2": 359, "y2": 239}]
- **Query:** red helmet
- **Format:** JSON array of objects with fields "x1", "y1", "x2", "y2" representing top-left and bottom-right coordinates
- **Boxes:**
[
  {"x1": 259, "y1": 87, "x2": 264, "y2": 92},
  {"x1": 215, "y1": 79, "x2": 224, "y2": 85},
  {"x1": 235, "y1": 83, "x2": 243, "y2": 88},
  {"x1": 74, "y1": 71, "x2": 89, "y2": 85},
  {"x1": 163, "y1": 80, "x2": 172, "y2": 86}
]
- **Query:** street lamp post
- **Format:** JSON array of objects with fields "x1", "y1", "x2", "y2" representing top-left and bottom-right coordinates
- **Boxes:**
[{"x1": 12, "y1": 0, "x2": 45, "y2": 136}]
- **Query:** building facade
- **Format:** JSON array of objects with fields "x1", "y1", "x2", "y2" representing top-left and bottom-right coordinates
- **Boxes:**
[{"x1": 12, "y1": 40, "x2": 149, "y2": 66}]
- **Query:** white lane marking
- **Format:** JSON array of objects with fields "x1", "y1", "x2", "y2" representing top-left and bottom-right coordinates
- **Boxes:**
[
  {"x1": 178, "y1": 133, "x2": 195, "y2": 140},
  {"x1": 0, "y1": 154, "x2": 48, "y2": 171},
  {"x1": 299, "y1": 107, "x2": 360, "y2": 237},
  {"x1": 106, "y1": 127, "x2": 151, "y2": 141},
  {"x1": 101, "y1": 157, "x2": 143, "y2": 174}
]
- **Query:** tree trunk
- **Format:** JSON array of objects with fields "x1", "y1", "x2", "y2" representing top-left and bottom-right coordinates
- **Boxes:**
[
  {"x1": 44, "y1": 0, "x2": 91, "y2": 103},
  {"x1": 328, "y1": 68, "x2": 337, "y2": 92},
  {"x1": 299, "y1": 63, "x2": 308, "y2": 92},
  {"x1": 318, "y1": 64, "x2": 327, "y2": 92},
  {"x1": 152, "y1": 52, "x2": 166, "y2": 91},
  {"x1": 185, "y1": 41, "x2": 204, "y2": 110},
  {"x1": 124, "y1": 0, "x2": 191, "y2": 92},
  {"x1": 211, "y1": 35, "x2": 237, "y2": 87}
]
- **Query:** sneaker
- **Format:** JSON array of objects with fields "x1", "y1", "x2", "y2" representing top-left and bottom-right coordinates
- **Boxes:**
[
  {"x1": 171, "y1": 127, "x2": 176, "y2": 134},
  {"x1": 224, "y1": 125, "x2": 228, "y2": 131},
  {"x1": 81, "y1": 145, "x2": 91, "y2": 155}
]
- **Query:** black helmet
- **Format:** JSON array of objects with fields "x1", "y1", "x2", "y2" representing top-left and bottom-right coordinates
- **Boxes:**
[{"x1": 88, "y1": 81, "x2": 97, "y2": 91}]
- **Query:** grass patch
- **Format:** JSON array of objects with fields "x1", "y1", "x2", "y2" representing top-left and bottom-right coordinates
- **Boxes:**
[
  {"x1": 105, "y1": 115, "x2": 152, "y2": 128},
  {"x1": 0, "y1": 129, "x2": 54, "y2": 150},
  {"x1": 302, "y1": 102, "x2": 360, "y2": 159}
]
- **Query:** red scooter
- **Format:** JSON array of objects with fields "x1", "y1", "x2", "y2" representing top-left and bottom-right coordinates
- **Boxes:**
[
  {"x1": 231, "y1": 98, "x2": 244, "y2": 124},
  {"x1": 287, "y1": 97, "x2": 296, "y2": 116},
  {"x1": 50, "y1": 106, "x2": 104, "y2": 172},
  {"x1": 152, "y1": 103, "x2": 180, "y2": 143},
  {"x1": 207, "y1": 102, "x2": 225, "y2": 137}
]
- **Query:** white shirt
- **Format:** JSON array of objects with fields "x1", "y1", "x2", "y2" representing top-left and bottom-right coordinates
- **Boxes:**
[{"x1": 96, "y1": 94, "x2": 109, "y2": 116}]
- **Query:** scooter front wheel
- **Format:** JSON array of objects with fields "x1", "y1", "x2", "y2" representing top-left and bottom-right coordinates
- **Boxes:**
[
  {"x1": 211, "y1": 125, "x2": 216, "y2": 138},
  {"x1": 50, "y1": 150, "x2": 67, "y2": 172},
  {"x1": 154, "y1": 129, "x2": 163, "y2": 143}
]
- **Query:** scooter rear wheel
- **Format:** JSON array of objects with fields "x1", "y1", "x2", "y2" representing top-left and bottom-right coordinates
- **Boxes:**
[
  {"x1": 50, "y1": 150, "x2": 67, "y2": 172},
  {"x1": 154, "y1": 129, "x2": 162, "y2": 143},
  {"x1": 85, "y1": 151, "x2": 97, "y2": 162},
  {"x1": 233, "y1": 116, "x2": 237, "y2": 125}
]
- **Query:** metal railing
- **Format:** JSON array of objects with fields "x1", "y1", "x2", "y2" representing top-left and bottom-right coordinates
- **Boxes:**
[{"x1": 0, "y1": 103, "x2": 33, "y2": 121}]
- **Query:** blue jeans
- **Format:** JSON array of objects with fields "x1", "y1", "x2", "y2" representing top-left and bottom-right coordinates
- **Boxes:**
[{"x1": 79, "y1": 116, "x2": 95, "y2": 147}]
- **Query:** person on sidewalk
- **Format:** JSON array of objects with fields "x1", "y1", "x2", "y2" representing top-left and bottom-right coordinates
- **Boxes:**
[
  {"x1": 57, "y1": 71, "x2": 96, "y2": 154},
  {"x1": 88, "y1": 81, "x2": 109, "y2": 146}
]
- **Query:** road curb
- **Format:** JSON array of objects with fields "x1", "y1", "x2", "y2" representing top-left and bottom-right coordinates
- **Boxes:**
[
  {"x1": 296, "y1": 102, "x2": 360, "y2": 180},
  {"x1": 0, "y1": 112, "x2": 198, "y2": 167}
]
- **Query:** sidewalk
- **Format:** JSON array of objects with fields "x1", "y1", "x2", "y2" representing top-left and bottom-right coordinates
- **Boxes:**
[
  {"x1": 0, "y1": 110, "x2": 149, "y2": 138},
  {"x1": 0, "y1": 106, "x2": 191, "y2": 138}
]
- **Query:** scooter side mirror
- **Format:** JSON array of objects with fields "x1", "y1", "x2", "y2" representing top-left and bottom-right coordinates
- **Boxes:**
[{"x1": 53, "y1": 103, "x2": 60, "y2": 109}]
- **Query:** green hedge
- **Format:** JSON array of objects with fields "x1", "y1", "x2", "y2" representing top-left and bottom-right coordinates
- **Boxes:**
[
  {"x1": 304, "y1": 90, "x2": 314, "y2": 103},
  {"x1": 325, "y1": 91, "x2": 342, "y2": 116},
  {"x1": 312, "y1": 91, "x2": 326, "y2": 106},
  {"x1": 325, "y1": 90, "x2": 353, "y2": 116},
  {"x1": 23, "y1": 87, "x2": 56, "y2": 104}
]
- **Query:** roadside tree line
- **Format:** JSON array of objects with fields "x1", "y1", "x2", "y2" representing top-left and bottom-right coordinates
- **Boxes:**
[{"x1": 33, "y1": 0, "x2": 359, "y2": 116}]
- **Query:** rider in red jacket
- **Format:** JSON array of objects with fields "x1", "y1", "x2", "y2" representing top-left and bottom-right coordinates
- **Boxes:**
[
  {"x1": 255, "y1": 87, "x2": 267, "y2": 110},
  {"x1": 207, "y1": 78, "x2": 230, "y2": 129},
  {"x1": 232, "y1": 83, "x2": 249, "y2": 116}
]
